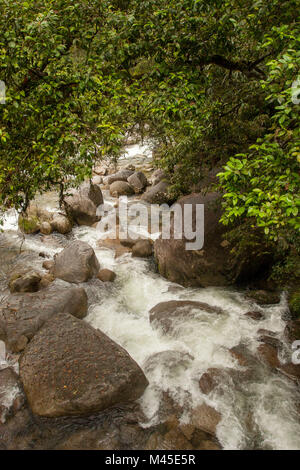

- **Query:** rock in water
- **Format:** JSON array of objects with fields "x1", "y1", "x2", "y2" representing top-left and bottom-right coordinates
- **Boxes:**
[
  {"x1": 149, "y1": 300, "x2": 224, "y2": 334},
  {"x1": 64, "y1": 182, "x2": 103, "y2": 226},
  {"x1": 132, "y1": 240, "x2": 153, "y2": 258},
  {"x1": 19, "y1": 312, "x2": 149, "y2": 417},
  {"x1": 51, "y1": 214, "x2": 73, "y2": 234},
  {"x1": 9, "y1": 270, "x2": 41, "y2": 293},
  {"x1": 0, "y1": 285, "x2": 88, "y2": 352},
  {"x1": 127, "y1": 172, "x2": 148, "y2": 193},
  {"x1": 98, "y1": 269, "x2": 116, "y2": 282},
  {"x1": 53, "y1": 240, "x2": 100, "y2": 283}
]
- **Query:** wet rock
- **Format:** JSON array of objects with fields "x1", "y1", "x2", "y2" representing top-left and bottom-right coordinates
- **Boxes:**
[
  {"x1": 127, "y1": 172, "x2": 148, "y2": 194},
  {"x1": 18, "y1": 214, "x2": 40, "y2": 234},
  {"x1": 145, "y1": 416, "x2": 193, "y2": 450},
  {"x1": 9, "y1": 270, "x2": 41, "y2": 294},
  {"x1": 279, "y1": 363, "x2": 300, "y2": 385},
  {"x1": 18, "y1": 205, "x2": 54, "y2": 234},
  {"x1": 79, "y1": 182, "x2": 104, "y2": 207},
  {"x1": 144, "y1": 351, "x2": 194, "y2": 377},
  {"x1": 258, "y1": 335, "x2": 283, "y2": 350},
  {"x1": 98, "y1": 269, "x2": 116, "y2": 283},
  {"x1": 39, "y1": 273, "x2": 55, "y2": 289},
  {"x1": 0, "y1": 285, "x2": 88, "y2": 352},
  {"x1": 51, "y1": 214, "x2": 73, "y2": 234},
  {"x1": 257, "y1": 343, "x2": 280, "y2": 369},
  {"x1": 191, "y1": 404, "x2": 221, "y2": 437},
  {"x1": 284, "y1": 320, "x2": 300, "y2": 343},
  {"x1": 154, "y1": 192, "x2": 230, "y2": 287},
  {"x1": 53, "y1": 241, "x2": 100, "y2": 283},
  {"x1": 245, "y1": 311, "x2": 265, "y2": 321},
  {"x1": 92, "y1": 175, "x2": 102, "y2": 185},
  {"x1": 107, "y1": 170, "x2": 134, "y2": 185},
  {"x1": 0, "y1": 368, "x2": 25, "y2": 424},
  {"x1": 154, "y1": 192, "x2": 274, "y2": 288},
  {"x1": 246, "y1": 290, "x2": 281, "y2": 305},
  {"x1": 141, "y1": 181, "x2": 171, "y2": 204},
  {"x1": 42, "y1": 260, "x2": 54, "y2": 271},
  {"x1": 40, "y1": 221, "x2": 52, "y2": 235},
  {"x1": 64, "y1": 183, "x2": 103, "y2": 226},
  {"x1": 229, "y1": 344, "x2": 259, "y2": 368},
  {"x1": 98, "y1": 238, "x2": 132, "y2": 258},
  {"x1": 19, "y1": 312, "x2": 149, "y2": 417},
  {"x1": 120, "y1": 238, "x2": 138, "y2": 248},
  {"x1": 109, "y1": 181, "x2": 135, "y2": 197},
  {"x1": 132, "y1": 239, "x2": 153, "y2": 258},
  {"x1": 199, "y1": 368, "x2": 224, "y2": 395},
  {"x1": 149, "y1": 300, "x2": 223, "y2": 334}
]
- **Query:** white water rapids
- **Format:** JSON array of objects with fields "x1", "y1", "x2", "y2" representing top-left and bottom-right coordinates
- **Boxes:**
[{"x1": 0, "y1": 144, "x2": 299, "y2": 450}]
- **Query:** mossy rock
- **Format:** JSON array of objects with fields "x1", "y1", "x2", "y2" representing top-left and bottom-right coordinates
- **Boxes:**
[
  {"x1": 289, "y1": 290, "x2": 300, "y2": 319},
  {"x1": 18, "y1": 214, "x2": 40, "y2": 234}
]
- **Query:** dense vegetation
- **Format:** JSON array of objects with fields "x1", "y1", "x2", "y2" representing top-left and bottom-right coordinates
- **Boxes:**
[{"x1": 0, "y1": 0, "x2": 299, "y2": 284}]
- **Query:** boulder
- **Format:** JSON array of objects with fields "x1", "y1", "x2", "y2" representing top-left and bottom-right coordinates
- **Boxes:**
[
  {"x1": 132, "y1": 240, "x2": 153, "y2": 258},
  {"x1": 0, "y1": 285, "x2": 88, "y2": 352},
  {"x1": 245, "y1": 311, "x2": 265, "y2": 321},
  {"x1": 109, "y1": 181, "x2": 135, "y2": 197},
  {"x1": 42, "y1": 260, "x2": 54, "y2": 271},
  {"x1": 51, "y1": 214, "x2": 72, "y2": 234},
  {"x1": 127, "y1": 172, "x2": 148, "y2": 193},
  {"x1": 92, "y1": 175, "x2": 102, "y2": 185},
  {"x1": 39, "y1": 221, "x2": 52, "y2": 235},
  {"x1": 149, "y1": 300, "x2": 223, "y2": 334},
  {"x1": 141, "y1": 181, "x2": 171, "y2": 204},
  {"x1": 98, "y1": 269, "x2": 116, "y2": 283},
  {"x1": 53, "y1": 241, "x2": 100, "y2": 283},
  {"x1": 150, "y1": 169, "x2": 168, "y2": 186},
  {"x1": 191, "y1": 404, "x2": 221, "y2": 436},
  {"x1": 107, "y1": 170, "x2": 134, "y2": 185},
  {"x1": 79, "y1": 182, "x2": 103, "y2": 207},
  {"x1": 18, "y1": 214, "x2": 40, "y2": 234},
  {"x1": 64, "y1": 183, "x2": 103, "y2": 226},
  {"x1": 0, "y1": 368, "x2": 25, "y2": 424},
  {"x1": 154, "y1": 192, "x2": 274, "y2": 288},
  {"x1": 9, "y1": 270, "x2": 41, "y2": 294},
  {"x1": 154, "y1": 192, "x2": 231, "y2": 287},
  {"x1": 19, "y1": 312, "x2": 149, "y2": 417}
]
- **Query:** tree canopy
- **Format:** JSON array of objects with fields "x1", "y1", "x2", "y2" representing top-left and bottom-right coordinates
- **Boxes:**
[{"x1": 0, "y1": 0, "x2": 299, "y2": 280}]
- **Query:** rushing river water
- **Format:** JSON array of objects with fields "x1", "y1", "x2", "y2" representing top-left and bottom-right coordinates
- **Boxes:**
[{"x1": 0, "y1": 145, "x2": 300, "y2": 450}]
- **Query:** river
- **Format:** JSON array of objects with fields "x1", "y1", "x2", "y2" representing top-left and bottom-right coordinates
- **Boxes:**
[{"x1": 0, "y1": 144, "x2": 299, "y2": 450}]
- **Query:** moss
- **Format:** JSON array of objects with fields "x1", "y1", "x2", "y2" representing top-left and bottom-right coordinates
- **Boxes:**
[
  {"x1": 18, "y1": 215, "x2": 40, "y2": 234},
  {"x1": 289, "y1": 290, "x2": 300, "y2": 319}
]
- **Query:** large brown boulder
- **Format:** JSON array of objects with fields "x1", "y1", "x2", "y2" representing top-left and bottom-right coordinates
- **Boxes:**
[
  {"x1": 127, "y1": 172, "x2": 148, "y2": 193},
  {"x1": 109, "y1": 181, "x2": 135, "y2": 197},
  {"x1": 19, "y1": 312, "x2": 149, "y2": 417},
  {"x1": 106, "y1": 170, "x2": 134, "y2": 185},
  {"x1": 132, "y1": 240, "x2": 153, "y2": 258},
  {"x1": 9, "y1": 270, "x2": 41, "y2": 294},
  {"x1": 154, "y1": 192, "x2": 230, "y2": 287},
  {"x1": 79, "y1": 182, "x2": 103, "y2": 207},
  {"x1": 0, "y1": 285, "x2": 88, "y2": 352},
  {"x1": 51, "y1": 214, "x2": 73, "y2": 234},
  {"x1": 149, "y1": 300, "x2": 223, "y2": 334},
  {"x1": 64, "y1": 183, "x2": 103, "y2": 226},
  {"x1": 53, "y1": 241, "x2": 100, "y2": 283}
]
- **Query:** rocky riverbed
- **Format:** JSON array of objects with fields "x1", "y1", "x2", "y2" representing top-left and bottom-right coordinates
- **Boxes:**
[{"x1": 0, "y1": 144, "x2": 299, "y2": 450}]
